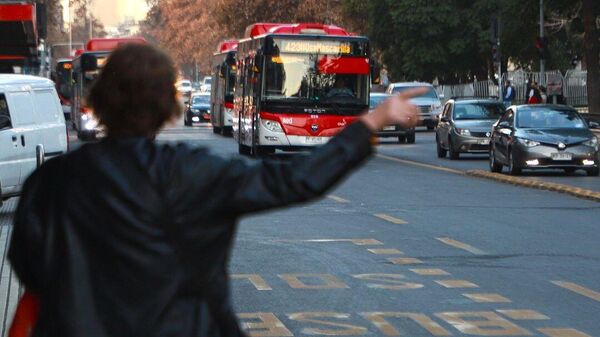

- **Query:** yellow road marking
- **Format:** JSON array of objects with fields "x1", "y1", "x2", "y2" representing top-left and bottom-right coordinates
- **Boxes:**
[
  {"x1": 288, "y1": 312, "x2": 368, "y2": 336},
  {"x1": 436, "y1": 311, "x2": 531, "y2": 336},
  {"x1": 374, "y1": 213, "x2": 408, "y2": 225},
  {"x1": 388, "y1": 257, "x2": 423, "y2": 265},
  {"x1": 410, "y1": 268, "x2": 451, "y2": 276},
  {"x1": 279, "y1": 274, "x2": 349, "y2": 289},
  {"x1": 327, "y1": 195, "x2": 350, "y2": 203},
  {"x1": 376, "y1": 154, "x2": 464, "y2": 174},
  {"x1": 238, "y1": 313, "x2": 293, "y2": 337},
  {"x1": 435, "y1": 280, "x2": 479, "y2": 288},
  {"x1": 361, "y1": 312, "x2": 452, "y2": 336},
  {"x1": 436, "y1": 237, "x2": 486, "y2": 255},
  {"x1": 278, "y1": 238, "x2": 384, "y2": 246},
  {"x1": 353, "y1": 274, "x2": 424, "y2": 290},
  {"x1": 496, "y1": 310, "x2": 549, "y2": 320},
  {"x1": 463, "y1": 293, "x2": 512, "y2": 303},
  {"x1": 551, "y1": 281, "x2": 600, "y2": 302},
  {"x1": 231, "y1": 274, "x2": 272, "y2": 290},
  {"x1": 538, "y1": 328, "x2": 592, "y2": 337},
  {"x1": 367, "y1": 248, "x2": 403, "y2": 255}
]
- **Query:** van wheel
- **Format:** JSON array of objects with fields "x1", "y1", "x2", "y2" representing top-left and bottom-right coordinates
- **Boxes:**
[
  {"x1": 406, "y1": 132, "x2": 416, "y2": 144},
  {"x1": 238, "y1": 143, "x2": 251, "y2": 156},
  {"x1": 398, "y1": 135, "x2": 406, "y2": 143}
]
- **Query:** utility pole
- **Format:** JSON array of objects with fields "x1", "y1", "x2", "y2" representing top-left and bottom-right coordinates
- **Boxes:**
[
  {"x1": 497, "y1": 17, "x2": 502, "y2": 102},
  {"x1": 539, "y1": 0, "x2": 545, "y2": 85}
]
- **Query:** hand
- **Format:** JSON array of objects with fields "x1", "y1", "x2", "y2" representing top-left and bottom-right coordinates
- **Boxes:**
[{"x1": 360, "y1": 88, "x2": 427, "y2": 132}]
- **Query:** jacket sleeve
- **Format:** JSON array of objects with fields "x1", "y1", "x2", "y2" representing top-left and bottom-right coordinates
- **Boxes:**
[{"x1": 221, "y1": 120, "x2": 373, "y2": 215}]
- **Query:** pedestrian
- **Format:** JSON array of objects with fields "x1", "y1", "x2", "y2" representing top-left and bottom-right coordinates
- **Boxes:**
[
  {"x1": 527, "y1": 81, "x2": 542, "y2": 104},
  {"x1": 7, "y1": 43, "x2": 421, "y2": 337},
  {"x1": 503, "y1": 80, "x2": 515, "y2": 107},
  {"x1": 539, "y1": 85, "x2": 547, "y2": 103}
]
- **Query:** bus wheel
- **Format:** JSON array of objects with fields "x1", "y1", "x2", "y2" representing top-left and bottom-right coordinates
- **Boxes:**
[
  {"x1": 213, "y1": 126, "x2": 222, "y2": 134},
  {"x1": 222, "y1": 127, "x2": 233, "y2": 137},
  {"x1": 255, "y1": 146, "x2": 275, "y2": 156},
  {"x1": 238, "y1": 143, "x2": 251, "y2": 156}
]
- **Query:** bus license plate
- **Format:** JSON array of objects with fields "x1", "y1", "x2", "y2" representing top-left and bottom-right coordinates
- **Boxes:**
[
  {"x1": 551, "y1": 152, "x2": 572, "y2": 161},
  {"x1": 305, "y1": 136, "x2": 323, "y2": 144}
]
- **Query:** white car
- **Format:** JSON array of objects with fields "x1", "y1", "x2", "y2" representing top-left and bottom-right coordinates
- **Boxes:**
[
  {"x1": 176, "y1": 80, "x2": 193, "y2": 94},
  {"x1": 386, "y1": 82, "x2": 443, "y2": 130},
  {"x1": 200, "y1": 76, "x2": 212, "y2": 92},
  {"x1": 0, "y1": 75, "x2": 68, "y2": 205}
]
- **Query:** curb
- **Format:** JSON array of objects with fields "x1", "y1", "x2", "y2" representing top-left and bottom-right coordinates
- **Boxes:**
[{"x1": 466, "y1": 170, "x2": 600, "y2": 202}]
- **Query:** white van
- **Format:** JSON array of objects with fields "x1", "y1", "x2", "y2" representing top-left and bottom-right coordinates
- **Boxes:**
[{"x1": 0, "y1": 75, "x2": 68, "y2": 205}]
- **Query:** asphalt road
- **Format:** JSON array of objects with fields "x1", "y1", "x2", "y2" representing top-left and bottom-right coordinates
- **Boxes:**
[{"x1": 1, "y1": 123, "x2": 599, "y2": 337}]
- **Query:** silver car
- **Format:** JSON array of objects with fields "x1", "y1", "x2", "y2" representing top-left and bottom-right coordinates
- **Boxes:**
[
  {"x1": 436, "y1": 98, "x2": 505, "y2": 159},
  {"x1": 386, "y1": 82, "x2": 442, "y2": 130}
]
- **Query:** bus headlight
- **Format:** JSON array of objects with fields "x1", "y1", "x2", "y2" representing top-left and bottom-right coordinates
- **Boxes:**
[{"x1": 261, "y1": 119, "x2": 284, "y2": 133}]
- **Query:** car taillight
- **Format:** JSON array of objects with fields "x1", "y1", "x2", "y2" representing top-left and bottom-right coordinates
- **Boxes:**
[{"x1": 80, "y1": 106, "x2": 92, "y2": 114}]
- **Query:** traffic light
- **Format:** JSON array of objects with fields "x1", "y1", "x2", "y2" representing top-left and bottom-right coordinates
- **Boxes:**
[
  {"x1": 535, "y1": 37, "x2": 548, "y2": 59},
  {"x1": 492, "y1": 46, "x2": 500, "y2": 63}
]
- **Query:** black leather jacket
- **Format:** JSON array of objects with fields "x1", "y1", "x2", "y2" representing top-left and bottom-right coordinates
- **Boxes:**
[{"x1": 8, "y1": 121, "x2": 373, "y2": 337}]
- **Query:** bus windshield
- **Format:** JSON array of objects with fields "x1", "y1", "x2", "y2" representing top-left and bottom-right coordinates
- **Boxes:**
[{"x1": 264, "y1": 53, "x2": 368, "y2": 105}]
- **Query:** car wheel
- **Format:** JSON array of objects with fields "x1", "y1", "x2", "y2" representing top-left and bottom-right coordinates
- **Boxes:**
[
  {"x1": 508, "y1": 149, "x2": 521, "y2": 175},
  {"x1": 213, "y1": 126, "x2": 222, "y2": 134},
  {"x1": 436, "y1": 137, "x2": 447, "y2": 158},
  {"x1": 489, "y1": 148, "x2": 503, "y2": 173},
  {"x1": 406, "y1": 132, "x2": 416, "y2": 144},
  {"x1": 448, "y1": 138, "x2": 459, "y2": 160},
  {"x1": 398, "y1": 135, "x2": 406, "y2": 143},
  {"x1": 563, "y1": 168, "x2": 576, "y2": 175},
  {"x1": 184, "y1": 116, "x2": 192, "y2": 126},
  {"x1": 586, "y1": 167, "x2": 600, "y2": 176}
]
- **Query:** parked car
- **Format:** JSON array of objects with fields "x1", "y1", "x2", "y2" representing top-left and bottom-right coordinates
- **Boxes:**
[
  {"x1": 489, "y1": 105, "x2": 599, "y2": 176},
  {"x1": 185, "y1": 93, "x2": 211, "y2": 126},
  {"x1": 386, "y1": 82, "x2": 442, "y2": 130},
  {"x1": 369, "y1": 93, "x2": 415, "y2": 143},
  {"x1": 0, "y1": 75, "x2": 68, "y2": 206},
  {"x1": 436, "y1": 98, "x2": 505, "y2": 159}
]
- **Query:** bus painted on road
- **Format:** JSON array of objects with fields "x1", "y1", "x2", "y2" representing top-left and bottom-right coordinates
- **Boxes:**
[
  {"x1": 210, "y1": 40, "x2": 238, "y2": 135},
  {"x1": 71, "y1": 37, "x2": 146, "y2": 139},
  {"x1": 233, "y1": 23, "x2": 371, "y2": 155}
]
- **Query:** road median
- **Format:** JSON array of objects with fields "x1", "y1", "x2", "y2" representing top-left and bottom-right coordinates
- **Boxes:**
[{"x1": 466, "y1": 170, "x2": 600, "y2": 202}]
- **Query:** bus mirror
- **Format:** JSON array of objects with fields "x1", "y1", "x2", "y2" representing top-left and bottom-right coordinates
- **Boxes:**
[{"x1": 81, "y1": 54, "x2": 98, "y2": 71}]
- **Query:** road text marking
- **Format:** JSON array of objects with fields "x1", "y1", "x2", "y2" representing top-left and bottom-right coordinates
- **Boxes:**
[
  {"x1": 280, "y1": 238, "x2": 384, "y2": 246},
  {"x1": 388, "y1": 257, "x2": 423, "y2": 265},
  {"x1": 538, "y1": 328, "x2": 592, "y2": 337},
  {"x1": 496, "y1": 310, "x2": 549, "y2": 320},
  {"x1": 463, "y1": 293, "x2": 512, "y2": 303},
  {"x1": 279, "y1": 274, "x2": 349, "y2": 289},
  {"x1": 436, "y1": 311, "x2": 531, "y2": 336},
  {"x1": 367, "y1": 248, "x2": 403, "y2": 255},
  {"x1": 327, "y1": 195, "x2": 350, "y2": 203},
  {"x1": 231, "y1": 274, "x2": 272, "y2": 290},
  {"x1": 374, "y1": 213, "x2": 408, "y2": 225},
  {"x1": 435, "y1": 280, "x2": 479, "y2": 288},
  {"x1": 551, "y1": 281, "x2": 600, "y2": 302},
  {"x1": 436, "y1": 237, "x2": 486, "y2": 255},
  {"x1": 410, "y1": 268, "x2": 451, "y2": 276}
]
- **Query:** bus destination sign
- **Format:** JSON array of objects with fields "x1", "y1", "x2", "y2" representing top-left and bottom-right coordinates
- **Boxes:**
[{"x1": 277, "y1": 40, "x2": 352, "y2": 55}]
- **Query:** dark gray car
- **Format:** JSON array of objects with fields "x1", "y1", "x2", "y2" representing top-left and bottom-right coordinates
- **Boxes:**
[
  {"x1": 436, "y1": 98, "x2": 505, "y2": 159},
  {"x1": 489, "y1": 105, "x2": 600, "y2": 176}
]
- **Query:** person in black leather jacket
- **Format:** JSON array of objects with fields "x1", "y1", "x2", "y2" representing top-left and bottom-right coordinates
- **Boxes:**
[{"x1": 8, "y1": 43, "x2": 422, "y2": 337}]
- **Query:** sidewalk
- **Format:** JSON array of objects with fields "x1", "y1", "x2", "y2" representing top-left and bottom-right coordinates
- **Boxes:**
[{"x1": 0, "y1": 199, "x2": 20, "y2": 337}]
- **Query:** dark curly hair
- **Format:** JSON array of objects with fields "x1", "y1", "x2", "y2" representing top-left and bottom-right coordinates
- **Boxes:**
[{"x1": 88, "y1": 43, "x2": 181, "y2": 138}]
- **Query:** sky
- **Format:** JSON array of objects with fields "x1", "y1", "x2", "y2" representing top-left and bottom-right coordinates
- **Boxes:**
[{"x1": 62, "y1": 0, "x2": 150, "y2": 27}]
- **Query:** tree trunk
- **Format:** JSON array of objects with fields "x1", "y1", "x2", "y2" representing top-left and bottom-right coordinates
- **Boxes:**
[{"x1": 582, "y1": 0, "x2": 600, "y2": 113}]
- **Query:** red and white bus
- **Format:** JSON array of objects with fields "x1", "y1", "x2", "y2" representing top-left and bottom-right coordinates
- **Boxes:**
[
  {"x1": 52, "y1": 58, "x2": 73, "y2": 119},
  {"x1": 210, "y1": 40, "x2": 238, "y2": 135},
  {"x1": 233, "y1": 23, "x2": 371, "y2": 155},
  {"x1": 71, "y1": 37, "x2": 146, "y2": 140}
]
